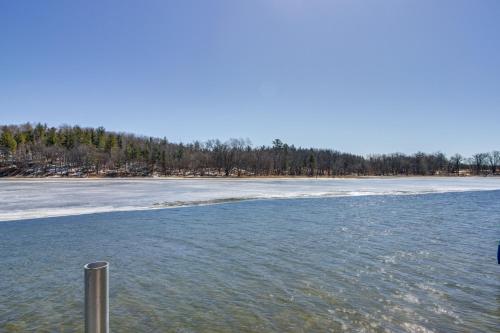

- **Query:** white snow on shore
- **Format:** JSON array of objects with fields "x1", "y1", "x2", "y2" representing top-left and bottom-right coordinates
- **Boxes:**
[{"x1": 1, "y1": 177, "x2": 500, "y2": 221}]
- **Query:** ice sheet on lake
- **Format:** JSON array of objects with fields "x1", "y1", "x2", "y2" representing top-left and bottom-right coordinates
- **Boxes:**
[{"x1": 1, "y1": 177, "x2": 500, "y2": 221}]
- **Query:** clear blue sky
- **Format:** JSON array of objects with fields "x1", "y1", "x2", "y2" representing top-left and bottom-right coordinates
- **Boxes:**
[{"x1": 1, "y1": 0, "x2": 499, "y2": 156}]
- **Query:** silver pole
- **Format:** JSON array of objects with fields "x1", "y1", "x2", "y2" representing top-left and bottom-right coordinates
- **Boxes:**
[{"x1": 84, "y1": 261, "x2": 109, "y2": 333}]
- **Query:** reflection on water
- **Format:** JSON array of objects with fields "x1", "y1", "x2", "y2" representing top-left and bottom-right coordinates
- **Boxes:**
[{"x1": 1, "y1": 191, "x2": 499, "y2": 332}]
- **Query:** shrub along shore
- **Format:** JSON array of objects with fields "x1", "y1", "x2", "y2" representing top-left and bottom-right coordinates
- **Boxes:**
[{"x1": 1, "y1": 123, "x2": 498, "y2": 177}]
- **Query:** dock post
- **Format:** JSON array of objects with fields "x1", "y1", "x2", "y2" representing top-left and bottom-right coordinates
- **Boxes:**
[{"x1": 84, "y1": 261, "x2": 109, "y2": 333}]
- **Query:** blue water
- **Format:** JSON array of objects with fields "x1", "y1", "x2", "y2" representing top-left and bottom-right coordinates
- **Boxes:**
[{"x1": 1, "y1": 191, "x2": 499, "y2": 332}]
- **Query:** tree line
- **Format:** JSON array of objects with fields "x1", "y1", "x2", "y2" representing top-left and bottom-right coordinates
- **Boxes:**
[{"x1": 0, "y1": 123, "x2": 498, "y2": 177}]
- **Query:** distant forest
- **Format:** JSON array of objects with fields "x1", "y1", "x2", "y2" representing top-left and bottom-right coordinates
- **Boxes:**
[{"x1": 0, "y1": 123, "x2": 498, "y2": 177}]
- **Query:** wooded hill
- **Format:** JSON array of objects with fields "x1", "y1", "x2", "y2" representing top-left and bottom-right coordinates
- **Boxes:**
[{"x1": 0, "y1": 123, "x2": 498, "y2": 177}]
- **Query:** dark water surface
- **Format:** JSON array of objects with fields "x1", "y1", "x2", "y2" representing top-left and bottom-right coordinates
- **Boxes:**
[{"x1": 1, "y1": 191, "x2": 499, "y2": 332}]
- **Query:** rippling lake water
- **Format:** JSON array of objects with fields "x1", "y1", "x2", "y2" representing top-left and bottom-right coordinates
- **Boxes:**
[{"x1": 1, "y1": 179, "x2": 499, "y2": 332}]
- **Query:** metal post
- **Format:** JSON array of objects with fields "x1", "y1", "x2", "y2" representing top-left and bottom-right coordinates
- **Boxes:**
[{"x1": 84, "y1": 261, "x2": 109, "y2": 333}]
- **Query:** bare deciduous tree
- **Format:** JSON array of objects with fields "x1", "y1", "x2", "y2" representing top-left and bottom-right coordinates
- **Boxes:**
[{"x1": 0, "y1": 123, "x2": 498, "y2": 178}]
